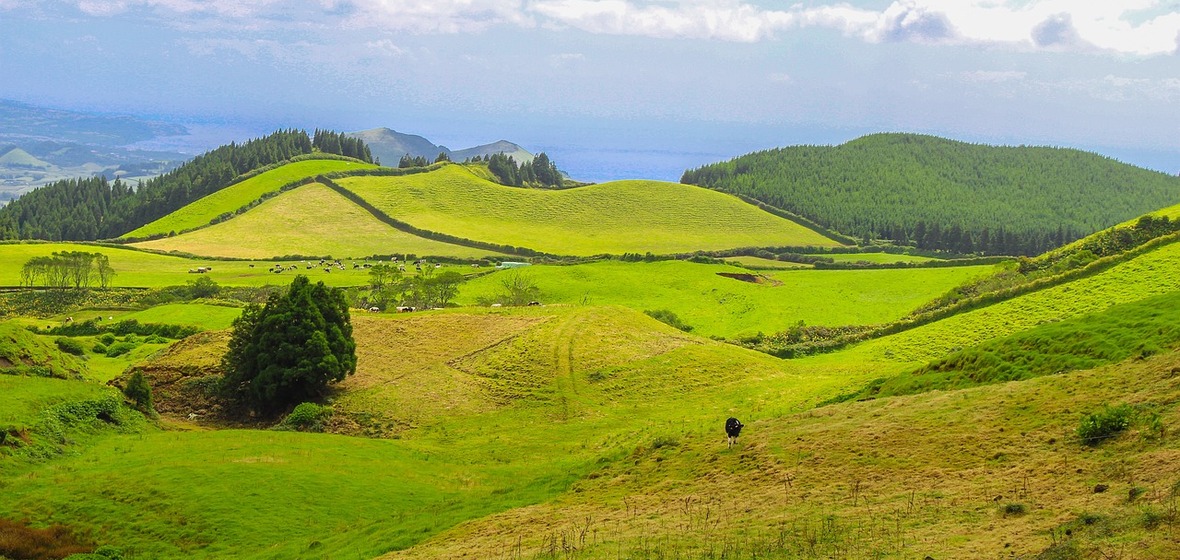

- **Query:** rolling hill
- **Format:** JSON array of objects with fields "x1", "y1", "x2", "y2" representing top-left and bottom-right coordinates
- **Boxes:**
[
  {"x1": 333, "y1": 164, "x2": 845, "y2": 255},
  {"x1": 683, "y1": 133, "x2": 1180, "y2": 255},
  {"x1": 122, "y1": 158, "x2": 378, "y2": 239},
  {"x1": 130, "y1": 182, "x2": 503, "y2": 259}
]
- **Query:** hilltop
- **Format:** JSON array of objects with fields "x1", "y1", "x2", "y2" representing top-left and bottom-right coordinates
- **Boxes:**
[
  {"x1": 348, "y1": 127, "x2": 534, "y2": 166},
  {"x1": 682, "y1": 133, "x2": 1180, "y2": 255}
]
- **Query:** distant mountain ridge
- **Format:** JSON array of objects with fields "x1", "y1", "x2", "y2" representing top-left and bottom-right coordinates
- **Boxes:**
[{"x1": 347, "y1": 127, "x2": 533, "y2": 166}]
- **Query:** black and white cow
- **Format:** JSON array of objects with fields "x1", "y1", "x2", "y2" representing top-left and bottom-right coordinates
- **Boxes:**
[{"x1": 725, "y1": 417, "x2": 744, "y2": 448}]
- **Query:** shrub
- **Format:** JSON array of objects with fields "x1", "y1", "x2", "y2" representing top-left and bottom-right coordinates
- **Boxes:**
[
  {"x1": 104, "y1": 342, "x2": 137, "y2": 358},
  {"x1": 1078, "y1": 404, "x2": 1133, "y2": 446},
  {"x1": 643, "y1": 309, "x2": 694, "y2": 333},
  {"x1": 281, "y1": 402, "x2": 331, "y2": 432},
  {"x1": 0, "y1": 517, "x2": 93, "y2": 559},
  {"x1": 122, "y1": 371, "x2": 153, "y2": 412},
  {"x1": 91, "y1": 342, "x2": 108, "y2": 354},
  {"x1": 1002, "y1": 503, "x2": 1027, "y2": 516},
  {"x1": 98, "y1": 333, "x2": 116, "y2": 345},
  {"x1": 55, "y1": 337, "x2": 85, "y2": 356}
]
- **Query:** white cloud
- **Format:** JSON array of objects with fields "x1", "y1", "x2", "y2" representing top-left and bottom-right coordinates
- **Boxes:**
[
  {"x1": 768, "y1": 72, "x2": 791, "y2": 83},
  {"x1": 960, "y1": 70, "x2": 1027, "y2": 83},
  {"x1": 365, "y1": 39, "x2": 406, "y2": 57},
  {"x1": 62, "y1": 0, "x2": 1180, "y2": 56}
]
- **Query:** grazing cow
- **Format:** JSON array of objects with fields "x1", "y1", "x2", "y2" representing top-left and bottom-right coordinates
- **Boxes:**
[
  {"x1": 249, "y1": 264, "x2": 255, "y2": 268},
  {"x1": 725, "y1": 417, "x2": 744, "y2": 448},
  {"x1": 368, "y1": 306, "x2": 380, "y2": 312},
  {"x1": 527, "y1": 301, "x2": 541, "y2": 306},
  {"x1": 396, "y1": 306, "x2": 416, "y2": 312}
]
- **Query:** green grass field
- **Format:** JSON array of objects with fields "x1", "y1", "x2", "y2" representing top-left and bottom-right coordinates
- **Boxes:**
[
  {"x1": 335, "y1": 164, "x2": 845, "y2": 256},
  {"x1": 455, "y1": 260, "x2": 993, "y2": 339},
  {"x1": 131, "y1": 183, "x2": 503, "y2": 259},
  {"x1": 0, "y1": 243, "x2": 472, "y2": 288},
  {"x1": 114, "y1": 303, "x2": 242, "y2": 330},
  {"x1": 123, "y1": 159, "x2": 378, "y2": 239}
]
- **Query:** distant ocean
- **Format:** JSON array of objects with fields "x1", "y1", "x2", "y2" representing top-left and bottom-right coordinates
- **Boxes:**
[{"x1": 539, "y1": 147, "x2": 734, "y2": 184}]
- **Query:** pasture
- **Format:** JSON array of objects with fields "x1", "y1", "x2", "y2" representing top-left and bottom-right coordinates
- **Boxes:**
[
  {"x1": 335, "y1": 164, "x2": 845, "y2": 256},
  {"x1": 456, "y1": 259, "x2": 994, "y2": 339},
  {"x1": 123, "y1": 159, "x2": 378, "y2": 239},
  {"x1": 131, "y1": 183, "x2": 502, "y2": 260},
  {"x1": 0, "y1": 242, "x2": 470, "y2": 288}
]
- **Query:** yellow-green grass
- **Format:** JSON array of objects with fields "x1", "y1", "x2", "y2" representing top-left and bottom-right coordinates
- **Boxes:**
[
  {"x1": 130, "y1": 183, "x2": 501, "y2": 259},
  {"x1": 0, "y1": 375, "x2": 114, "y2": 430},
  {"x1": 7, "y1": 243, "x2": 1180, "y2": 557},
  {"x1": 335, "y1": 164, "x2": 845, "y2": 256},
  {"x1": 456, "y1": 260, "x2": 994, "y2": 339},
  {"x1": 115, "y1": 303, "x2": 242, "y2": 330},
  {"x1": 123, "y1": 159, "x2": 378, "y2": 239},
  {"x1": 0, "y1": 243, "x2": 460, "y2": 288},
  {"x1": 386, "y1": 349, "x2": 1180, "y2": 560}
]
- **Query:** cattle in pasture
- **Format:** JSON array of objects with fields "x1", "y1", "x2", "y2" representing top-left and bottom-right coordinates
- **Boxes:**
[
  {"x1": 396, "y1": 306, "x2": 416, "y2": 312},
  {"x1": 528, "y1": 301, "x2": 541, "y2": 306},
  {"x1": 491, "y1": 303, "x2": 502, "y2": 308},
  {"x1": 249, "y1": 264, "x2": 255, "y2": 268},
  {"x1": 725, "y1": 417, "x2": 744, "y2": 448},
  {"x1": 368, "y1": 306, "x2": 380, "y2": 312}
]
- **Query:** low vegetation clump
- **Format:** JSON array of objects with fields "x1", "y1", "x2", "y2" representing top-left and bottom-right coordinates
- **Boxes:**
[
  {"x1": 1077, "y1": 404, "x2": 1133, "y2": 446},
  {"x1": 0, "y1": 517, "x2": 94, "y2": 560},
  {"x1": 280, "y1": 402, "x2": 331, "y2": 432},
  {"x1": 0, "y1": 322, "x2": 86, "y2": 379},
  {"x1": 54, "y1": 337, "x2": 85, "y2": 356},
  {"x1": 643, "y1": 309, "x2": 693, "y2": 332},
  {"x1": 121, "y1": 371, "x2": 153, "y2": 413}
]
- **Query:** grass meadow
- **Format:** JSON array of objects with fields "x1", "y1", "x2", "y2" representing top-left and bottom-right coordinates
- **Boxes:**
[
  {"x1": 131, "y1": 183, "x2": 502, "y2": 260},
  {"x1": 123, "y1": 159, "x2": 378, "y2": 239},
  {"x1": 335, "y1": 165, "x2": 845, "y2": 256},
  {"x1": 0, "y1": 242, "x2": 471, "y2": 288},
  {"x1": 456, "y1": 259, "x2": 994, "y2": 339}
]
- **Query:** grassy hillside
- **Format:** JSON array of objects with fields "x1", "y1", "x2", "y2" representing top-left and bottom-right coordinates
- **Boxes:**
[
  {"x1": 683, "y1": 133, "x2": 1180, "y2": 255},
  {"x1": 123, "y1": 159, "x2": 377, "y2": 239},
  {"x1": 130, "y1": 183, "x2": 502, "y2": 259},
  {"x1": 456, "y1": 260, "x2": 992, "y2": 339},
  {"x1": 335, "y1": 164, "x2": 844, "y2": 256},
  {"x1": 0, "y1": 321, "x2": 87, "y2": 378}
]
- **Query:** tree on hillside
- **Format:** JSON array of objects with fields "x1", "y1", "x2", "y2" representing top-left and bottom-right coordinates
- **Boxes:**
[{"x1": 221, "y1": 275, "x2": 356, "y2": 414}]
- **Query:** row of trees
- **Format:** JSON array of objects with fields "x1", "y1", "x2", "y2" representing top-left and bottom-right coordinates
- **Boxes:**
[
  {"x1": 682, "y1": 133, "x2": 1180, "y2": 255},
  {"x1": 0, "y1": 129, "x2": 374, "y2": 241},
  {"x1": 361, "y1": 263, "x2": 463, "y2": 310},
  {"x1": 313, "y1": 129, "x2": 373, "y2": 163},
  {"x1": 19, "y1": 251, "x2": 115, "y2": 289},
  {"x1": 481, "y1": 153, "x2": 562, "y2": 188}
]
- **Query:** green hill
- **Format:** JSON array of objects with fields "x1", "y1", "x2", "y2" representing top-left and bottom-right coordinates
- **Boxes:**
[
  {"x1": 456, "y1": 259, "x2": 992, "y2": 339},
  {"x1": 682, "y1": 133, "x2": 1180, "y2": 255},
  {"x1": 335, "y1": 164, "x2": 844, "y2": 256},
  {"x1": 130, "y1": 182, "x2": 501, "y2": 259},
  {"x1": 0, "y1": 322, "x2": 87, "y2": 379},
  {"x1": 123, "y1": 158, "x2": 377, "y2": 239}
]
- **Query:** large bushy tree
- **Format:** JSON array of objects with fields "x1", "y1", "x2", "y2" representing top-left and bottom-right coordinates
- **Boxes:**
[{"x1": 221, "y1": 275, "x2": 356, "y2": 414}]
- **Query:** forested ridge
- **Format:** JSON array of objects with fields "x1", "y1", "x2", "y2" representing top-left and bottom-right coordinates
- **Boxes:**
[
  {"x1": 0, "y1": 129, "x2": 372, "y2": 241},
  {"x1": 682, "y1": 133, "x2": 1180, "y2": 255}
]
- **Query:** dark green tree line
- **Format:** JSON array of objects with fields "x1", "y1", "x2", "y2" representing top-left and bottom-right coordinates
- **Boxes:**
[{"x1": 0, "y1": 129, "x2": 373, "y2": 241}]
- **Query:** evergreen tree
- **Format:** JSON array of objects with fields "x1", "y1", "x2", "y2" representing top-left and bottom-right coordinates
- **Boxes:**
[{"x1": 221, "y1": 275, "x2": 356, "y2": 414}]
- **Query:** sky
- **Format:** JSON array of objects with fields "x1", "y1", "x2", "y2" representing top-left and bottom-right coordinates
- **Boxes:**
[{"x1": 1, "y1": 0, "x2": 1179, "y2": 181}]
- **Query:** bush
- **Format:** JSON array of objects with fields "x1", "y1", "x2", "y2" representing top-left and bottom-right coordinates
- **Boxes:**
[
  {"x1": 1078, "y1": 404, "x2": 1133, "y2": 446},
  {"x1": 98, "y1": 333, "x2": 116, "y2": 345},
  {"x1": 91, "y1": 342, "x2": 108, "y2": 354},
  {"x1": 104, "y1": 342, "x2": 137, "y2": 358},
  {"x1": 55, "y1": 337, "x2": 85, "y2": 355},
  {"x1": 643, "y1": 309, "x2": 694, "y2": 333},
  {"x1": 1002, "y1": 502, "x2": 1027, "y2": 516},
  {"x1": 281, "y1": 402, "x2": 331, "y2": 432},
  {"x1": 122, "y1": 371, "x2": 152, "y2": 412}
]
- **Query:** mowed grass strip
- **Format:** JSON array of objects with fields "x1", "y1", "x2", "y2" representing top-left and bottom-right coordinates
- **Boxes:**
[
  {"x1": 123, "y1": 159, "x2": 377, "y2": 239},
  {"x1": 335, "y1": 164, "x2": 845, "y2": 256},
  {"x1": 131, "y1": 183, "x2": 503, "y2": 260},
  {"x1": 456, "y1": 260, "x2": 993, "y2": 339}
]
